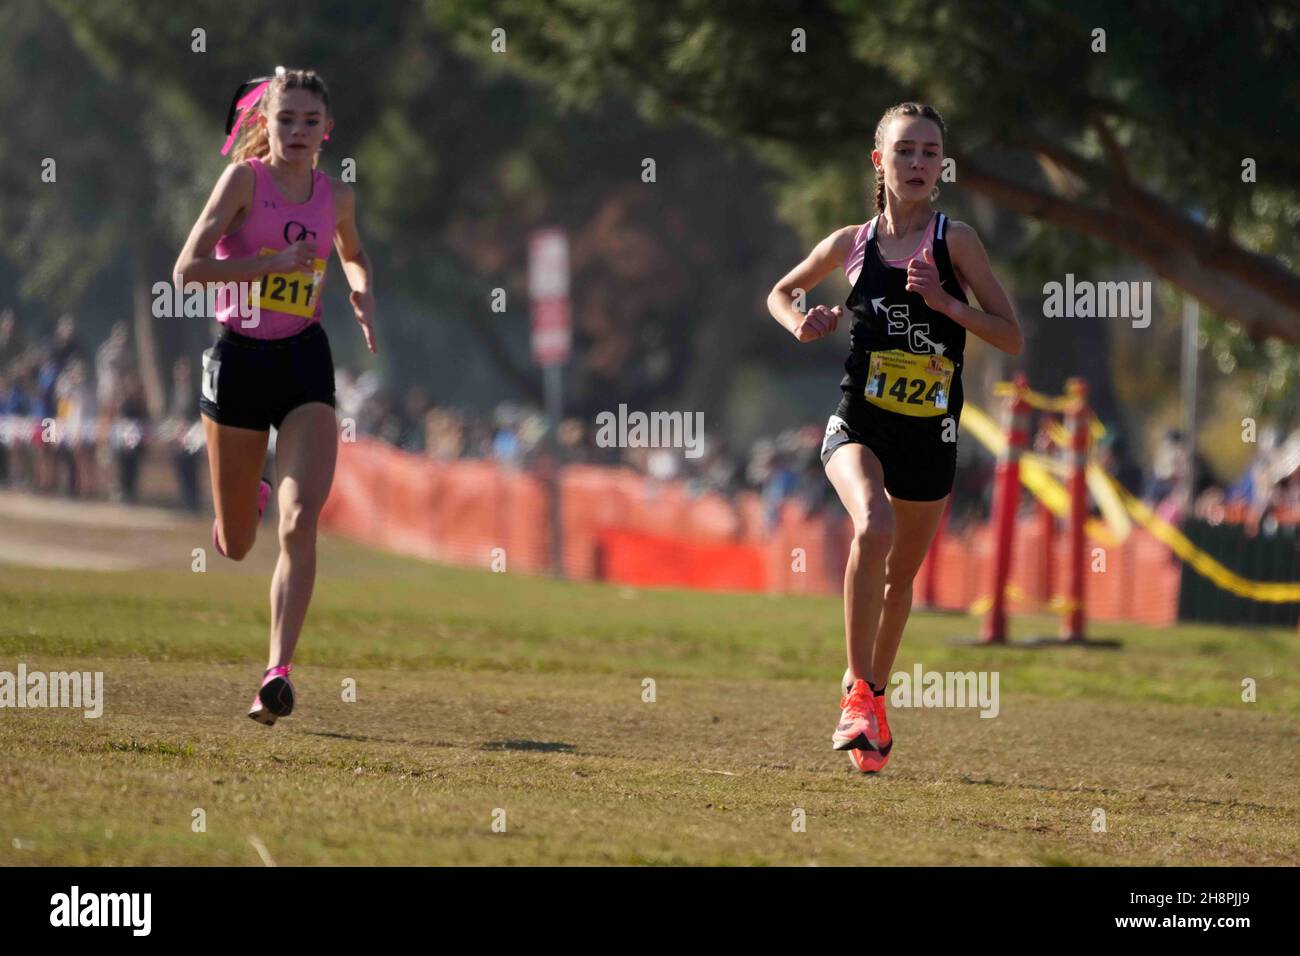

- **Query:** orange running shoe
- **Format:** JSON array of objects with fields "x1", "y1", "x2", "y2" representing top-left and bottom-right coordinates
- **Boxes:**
[
  {"x1": 849, "y1": 743, "x2": 889, "y2": 773},
  {"x1": 871, "y1": 689, "x2": 892, "y2": 751},
  {"x1": 849, "y1": 694, "x2": 893, "y2": 773},
  {"x1": 832, "y1": 678, "x2": 880, "y2": 751}
]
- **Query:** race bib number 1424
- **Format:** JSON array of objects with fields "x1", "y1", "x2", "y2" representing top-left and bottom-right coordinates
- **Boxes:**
[{"x1": 864, "y1": 349, "x2": 954, "y2": 417}]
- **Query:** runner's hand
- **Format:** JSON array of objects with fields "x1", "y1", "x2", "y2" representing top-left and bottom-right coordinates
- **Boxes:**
[
  {"x1": 350, "y1": 289, "x2": 377, "y2": 354},
  {"x1": 794, "y1": 304, "x2": 842, "y2": 342},
  {"x1": 267, "y1": 241, "x2": 316, "y2": 274},
  {"x1": 906, "y1": 247, "x2": 951, "y2": 311}
]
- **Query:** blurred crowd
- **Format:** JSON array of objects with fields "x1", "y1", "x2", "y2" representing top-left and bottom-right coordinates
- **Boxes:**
[
  {"x1": 3, "y1": 309, "x2": 1298, "y2": 534},
  {"x1": 337, "y1": 364, "x2": 843, "y2": 528},
  {"x1": 0, "y1": 310, "x2": 202, "y2": 508},
  {"x1": 1144, "y1": 426, "x2": 1300, "y2": 534}
]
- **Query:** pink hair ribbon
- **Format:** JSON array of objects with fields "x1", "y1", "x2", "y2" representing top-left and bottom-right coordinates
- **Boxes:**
[{"x1": 220, "y1": 80, "x2": 271, "y2": 156}]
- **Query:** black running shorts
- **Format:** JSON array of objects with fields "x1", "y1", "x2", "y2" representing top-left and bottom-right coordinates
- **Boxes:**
[
  {"x1": 820, "y1": 392, "x2": 960, "y2": 502},
  {"x1": 198, "y1": 322, "x2": 336, "y2": 431}
]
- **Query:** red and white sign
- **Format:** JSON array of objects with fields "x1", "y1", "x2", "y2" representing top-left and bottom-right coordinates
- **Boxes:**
[{"x1": 529, "y1": 229, "x2": 571, "y2": 366}]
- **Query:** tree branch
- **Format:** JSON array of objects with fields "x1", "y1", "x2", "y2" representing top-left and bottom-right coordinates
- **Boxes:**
[{"x1": 954, "y1": 152, "x2": 1300, "y2": 344}]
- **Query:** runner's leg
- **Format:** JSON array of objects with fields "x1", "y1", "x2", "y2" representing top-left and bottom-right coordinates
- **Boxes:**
[
  {"x1": 202, "y1": 413, "x2": 269, "y2": 560},
  {"x1": 824, "y1": 443, "x2": 895, "y2": 682},
  {"x1": 872, "y1": 494, "x2": 948, "y2": 684},
  {"x1": 266, "y1": 401, "x2": 337, "y2": 669}
]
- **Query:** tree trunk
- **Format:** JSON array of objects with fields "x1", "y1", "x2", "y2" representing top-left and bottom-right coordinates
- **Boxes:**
[{"x1": 131, "y1": 237, "x2": 166, "y2": 420}]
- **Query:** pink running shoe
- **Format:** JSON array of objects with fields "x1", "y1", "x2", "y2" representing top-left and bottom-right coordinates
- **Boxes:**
[
  {"x1": 213, "y1": 478, "x2": 272, "y2": 558},
  {"x1": 832, "y1": 678, "x2": 881, "y2": 751},
  {"x1": 248, "y1": 664, "x2": 295, "y2": 726}
]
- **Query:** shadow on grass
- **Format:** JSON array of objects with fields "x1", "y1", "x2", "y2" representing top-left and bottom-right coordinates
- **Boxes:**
[{"x1": 480, "y1": 739, "x2": 576, "y2": 753}]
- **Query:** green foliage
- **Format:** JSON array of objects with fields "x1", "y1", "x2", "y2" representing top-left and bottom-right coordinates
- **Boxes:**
[{"x1": 2, "y1": 0, "x2": 1295, "y2": 441}]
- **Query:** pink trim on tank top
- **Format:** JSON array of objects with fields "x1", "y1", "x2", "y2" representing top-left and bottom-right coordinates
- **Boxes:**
[
  {"x1": 844, "y1": 212, "x2": 968, "y2": 293},
  {"x1": 881, "y1": 213, "x2": 937, "y2": 264}
]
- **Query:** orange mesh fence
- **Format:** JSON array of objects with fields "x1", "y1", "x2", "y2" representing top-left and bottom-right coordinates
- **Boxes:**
[
  {"x1": 320, "y1": 437, "x2": 551, "y2": 571},
  {"x1": 596, "y1": 528, "x2": 766, "y2": 590},
  {"x1": 911, "y1": 520, "x2": 1178, "y2": 626},
  {"x1": 320, "y1": 438, "x2": 1181, "y2": 624}
]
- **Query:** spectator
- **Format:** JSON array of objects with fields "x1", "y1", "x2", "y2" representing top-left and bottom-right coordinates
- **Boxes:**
[
  {"x1": 110, "y1": 369, "x2": 148, "y2": 503},
  {"x1": 1144, "y1": 428, "x2": 1186, "y2": 503},
  {"x1": 53, "y1": 357, "x2": 97, "y2": 496},
  {"x1": 95, "y1": 321, "x2": 133, "y2": 410},
  {"x1": 398, "y1": 385, "x2": 430, "y2": 452},
  {"x1": 166, "y1": 356, "x2": 201, "y2": 511},
  {"x1": 51, "y1": 313, "x2": 83, "y2": 370}
]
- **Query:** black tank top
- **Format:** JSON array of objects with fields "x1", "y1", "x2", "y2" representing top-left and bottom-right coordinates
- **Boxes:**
[{"x1": 841, "y1": 211, "x2": 968, "y2": 417}]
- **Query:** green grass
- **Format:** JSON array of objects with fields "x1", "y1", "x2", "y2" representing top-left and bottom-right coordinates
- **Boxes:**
[{"x1": 1, "y1": 523, "x2": 1298, "y2": 865}]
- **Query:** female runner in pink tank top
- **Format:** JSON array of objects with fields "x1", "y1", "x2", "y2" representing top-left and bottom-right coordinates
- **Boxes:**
[
  {"x1": 173, "y1": 68, "x2": 378, "y2": 725},
  {"x1": 766, "y1": 103, "x2": 1022, "y2": 773}
]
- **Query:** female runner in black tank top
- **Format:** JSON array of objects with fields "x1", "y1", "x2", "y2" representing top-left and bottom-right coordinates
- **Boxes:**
[{"x1": 766, "y1": 103, "x2": 1022, "y2": 773}]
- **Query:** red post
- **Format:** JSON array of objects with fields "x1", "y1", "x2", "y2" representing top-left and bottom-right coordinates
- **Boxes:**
[
  {"x1": 1061, "y1": 378, "x2": 1090, "y2": 641},
  {"x1": 980, "y1": 374, "x2": 1031, "y2": 643}
]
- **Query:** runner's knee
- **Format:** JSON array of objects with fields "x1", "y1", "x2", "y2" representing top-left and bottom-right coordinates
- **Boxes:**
[
  {"x1": 277, "y1": 500, "x2": 319, "y2": 546},
  {"x1": 883, "y1": 580, "x2": 913, "y2": 607},
  {"x1": 220, "y1": 522, "x2": 256, "y2": 561},
  {"x1": 851, "y1": 517, "x2": 894, "y2": 562}
]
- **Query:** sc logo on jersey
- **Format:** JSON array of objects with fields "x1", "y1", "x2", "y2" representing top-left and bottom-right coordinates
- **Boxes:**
[{"x1": 882, "y1": 302, "x2": 933, "y2": 353}]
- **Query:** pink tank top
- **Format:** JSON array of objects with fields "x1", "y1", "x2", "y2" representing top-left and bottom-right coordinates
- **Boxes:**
[{"x1": 213, "y1": 156, "x2": 335, "y2": 339}]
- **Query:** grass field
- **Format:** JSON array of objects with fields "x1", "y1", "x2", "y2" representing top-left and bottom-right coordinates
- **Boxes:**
[{"x1": 1, "y1": 494, "x2": 1297, "y2": 866}]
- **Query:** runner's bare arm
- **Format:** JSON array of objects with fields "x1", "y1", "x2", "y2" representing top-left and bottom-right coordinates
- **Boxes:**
[
  {"x1": 768, "y1": 226, "x2": 857, "y2": 341},
  {"x1": 937, "y1": 221, "x2": 1023, "y2": 356},
  {"x1": 173, "y1": 164, "x2": 307, "y2": 285},
  {"x1": 333, "y1": 181, "x2": 377, "y2": 353}
]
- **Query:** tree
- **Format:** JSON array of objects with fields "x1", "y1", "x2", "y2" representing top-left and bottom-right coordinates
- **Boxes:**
[{"x1": 431, "y1": 0, "x2": 1300, "y2": 345}]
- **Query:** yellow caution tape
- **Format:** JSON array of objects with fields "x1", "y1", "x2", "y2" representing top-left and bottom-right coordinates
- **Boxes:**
[
  {"x1": 992, "y1": 382, "x2": 1078, "y2": 413},
  {"x1": 1021, "y1": 450, "x2": 1070, "y2": 478},
  {"x1": 1086, "y1": 462, "x2": 1133, "y2": 539},
  {"x1": 968, "y1": 586, "x2": 1081, "y2": 616},
  {"x1": 1110, "y1": 480, "x2": 1300, "y2": 603},
  {"x1": 963, "y1": 399, "x2": 1300, "y2": 605},
  {"x1": 961, "y1": 400, "x2": 1007, "y2": 457},
  {"x1": 1045, "y1": 417, "x2": 1107, "y2": 448}
]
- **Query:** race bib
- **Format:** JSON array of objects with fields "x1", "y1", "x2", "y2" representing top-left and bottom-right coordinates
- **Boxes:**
[
  {"x1": 253, "y1": 247, "x2": 327, "y2": 318},
  {"x1": 864, "y1": 349, "x2": 954, "y2": 417}
]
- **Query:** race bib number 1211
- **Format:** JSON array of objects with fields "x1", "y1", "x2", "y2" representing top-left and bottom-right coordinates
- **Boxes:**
[{"x1": 253, "y1": 247, "x2": 326, "y2": 318}]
